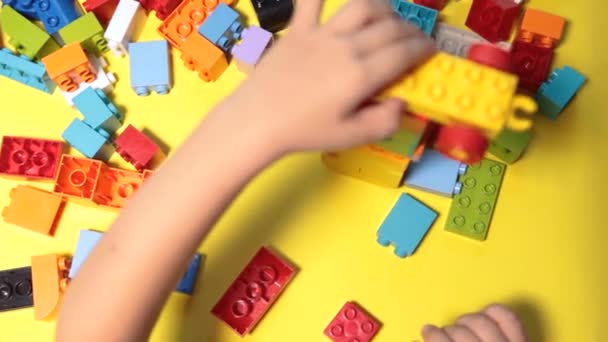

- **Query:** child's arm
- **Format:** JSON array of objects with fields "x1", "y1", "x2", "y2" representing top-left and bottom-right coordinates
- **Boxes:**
[{"x1": 56, "y1": 0, "x2": 436, "y2": 340}]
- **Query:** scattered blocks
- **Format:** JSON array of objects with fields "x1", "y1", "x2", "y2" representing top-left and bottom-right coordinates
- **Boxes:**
[
  {"x1": 390, "y1": 0, "x2": 438, "y2": 36},
  {"x1": 465, "y1": 0, "x2": 522, "y2": 43},
  {"x1": 324, "y1": 302, "x2": 380, "y2": 342},
  {"x1": 250, "y1": 0, "x2": 293, "y2": 33},
  {"x1": 175, "y1": 253, "x2": 203, "y2": 295},
  {"x1": 129, "y1": 40, "x2": 171, "y2": 96},
  {"x1": 197, "y1": 3, "x2": 243, "y2": 51},
  {"x1": 510, "y1": 40, "x2": 554, "y2": 93},
  {"x1": 31, "y1": 254, "x2": 71, "y2": 320},
  {"x1": 180, "y1": 33, "x2": 228, "y2": 82},
  {"x1": 0, "y1": 136, "x2": 63, "y2": 180},
  {"x1": 517, "y1": 8, "x2": 566, "y2": 48},
  {"x1": 2, "y1": 185, "x2": 64, "y2": 236},
  {"x1": 68, "y1": 229, "x2": 104, "y2": 278},
  {"x1": 62, "y1": 118, "x2": 112, "y2": 159},
  {"x1": 0, "y1": 48, "x2": 56, "y2": 93},
  {"x1": 82, "y1": 0, "x2": 119, "y2": 27},
  {"x1": 376, "y1": 194, "x2": 438, "y2": 258},
  {"x1": 34, "y1": 0, "x2": 81, "y2": 34},
  {"x1": 536, "y1": 66, "x2": 586, "y2": 120},
  {"x1": 53, "y1": 155, "x2": 102, "y2": 201},
  {"x1": 104, "y1": 0, "x2": 146, "y2": 57},
  {"x1": 92, "y1": 165, "x2": 144, "y2": 208},
  {"x1": 59, "y1": 12, "x2": 109, "y2": 57},
  {"x1": 41, "y1": 42, "x2": 97, "y2": 92},
  {"x1": 60, "y1": 57, "x2": 117, "y2": 106},
  {"x1": 404, "y1": 149, "x2": 468, "y2": 197},
  {"x1": 0, "y1": 266, "x2": 33, "y2": 312},
  {"x1": 73, "y1": 87, "x2": 122, "y2": 133},
  {"x1": 231, "y1": 25, "x2": 273, "y2": 73},
  {"x1": 0, "y1": 5, "x2": 60, "y2": 59},
  {"x1": 114, "y1": 125, "x2": 165, "y2": 171},
  {"x1": 488, "y1": 128, "x2": 533, "y2": 163}
]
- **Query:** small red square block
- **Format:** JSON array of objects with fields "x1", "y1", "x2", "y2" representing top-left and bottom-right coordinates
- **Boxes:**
[
  {"x1": 82, "y1": 0, "x2": 119, "y2": 27},
  {"x1": 324, "y1": 302, "x2": 381, "y2": 342},
  {"x1": 413, "y1": 0, "x2": 446, "y2": 11},
  {"x1": 510, "y1": 40, "x2": 554, "y2": 93},
  {"x1": 114, "y1": 125, "x2": 164, "y2": 171},
  {"x1": 0, "y1": 137, "x2": 63, "y2": 180},
  {"x1": 465, "y1": 0, "x2": 522, "y2": 43}
]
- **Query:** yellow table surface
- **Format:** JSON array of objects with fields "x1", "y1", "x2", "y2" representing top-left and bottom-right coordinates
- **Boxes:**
[{"x1": 1, "y1": 0, "x2": 606, "y2": 341}]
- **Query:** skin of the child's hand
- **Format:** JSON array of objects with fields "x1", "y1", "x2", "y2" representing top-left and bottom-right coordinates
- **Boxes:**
[
  {"x1": 422, "y1": 304, "x2": 527, "y2": 342},
  {"x1": 212, "y1": 0, "x2": 436, "y2": 155}
]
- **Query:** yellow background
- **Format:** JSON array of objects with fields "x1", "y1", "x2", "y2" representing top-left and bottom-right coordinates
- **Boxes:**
[{"x1": 1, "y1": 0, "x2": 606, "y2": 341}]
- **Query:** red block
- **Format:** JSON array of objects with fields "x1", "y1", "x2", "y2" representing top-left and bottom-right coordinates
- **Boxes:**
[
  {"x1": 0, "y1": 137, "x2": 63, "y2": 180},
  {"x1": 413, "y1": 0, "x2": 446, "y2": 10},
  {"x1": 324, "y1": 302, "x2": 381, "y2": 342},
  {"x1": 465, "y1": 0, "x2": 522, "y2": 43},
  {"x1": 434, "y1": 125, "x2": 488, "y2": 165},
  {"x1": 467, "y1": 43, "x2": 513, "y2": 73},
  {"x1": 139, "y1": 0, "x2": 181, "y2": 20},
  {"x1": 510, "y1": 40, "x2": 554, "y2": 93},
  {"x1": 83, "y1": 0, "x2": 119, "y2": 27},
  {"x1": 211, "y1": 247, "x2": 295, "y2": 336},
  {"x1": 114, "y1": 125, "x2": 165, "y2": 171}
]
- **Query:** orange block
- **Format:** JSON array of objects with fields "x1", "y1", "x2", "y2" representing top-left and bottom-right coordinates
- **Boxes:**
[
  {"x1": 2, "y1": 185, "x2": 64, "y2": 236},
  {"x1": 41, "y1": 42, "x2": 97, "y2": 92},
  {"x1": 53, "y1": 155, "x2": 102, "y2": 201},
  {"x1": 93, "y1": 166, "x2": 144, "y2": 208},
  {"x1": 31, "y1": 254, "x2": 71, "y2": 320},
  {"x1": 180, "y1": 33, "x2": 227, "y2": 82},
  {"x1": 517, "y1": 8, "x2": 566, "y2": 48}
]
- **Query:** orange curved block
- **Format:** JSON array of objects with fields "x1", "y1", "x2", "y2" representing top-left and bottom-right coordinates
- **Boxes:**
[
  {"x1": 93, "y1": 166, "x2": 144, "y2": 208},
  {"x1": 41, "y1": 42, "x2": 97, "y2": 92},
  {"x1": 31, "y1": 254, "x2": 71, "y2": 320},
  {"x1": 2, "y1": 185, "x2": 64, "y2": 236},
  {"x1": 53, "y1": 155, "x2": 103, "y2": 201},
  {"x1": 517, "y1": 9, "x2": 566, "y2": 48},
  {"x1": 180, "y1": 33, "x2": 227, "y2": 82}
]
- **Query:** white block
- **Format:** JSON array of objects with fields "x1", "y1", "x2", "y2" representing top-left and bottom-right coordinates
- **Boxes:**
[
  {"x1": 433, "y1": 23, "x2": 513, "y2": 57},
  {"x1": 104, "y1": 0, "x2": 146, "y2": 57},
  {"x1": 61, "y1": 57, "x2": 117, "y2": 106}
]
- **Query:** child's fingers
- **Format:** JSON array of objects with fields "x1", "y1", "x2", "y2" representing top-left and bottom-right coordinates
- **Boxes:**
[
  {"x1": 444, "y1": 325, "x2": 482, "y2": 342},
  {"x1": 482, "y1": 304, "x2": 527, "y2": 342},
  {"x1": 421, "y1": 324, "x2": 454, "y2": 342},
  {"x1": 350, "y1": 18, "x2": 423, "y2": 56},
  {"x1": 292, "y1": 0, "x2": 324, "y2": 29},
  {"x1": 341, "y1": 99, "x2": 402, "y2": 145},
  {"x1": 325, "y1": 0, "x2": 393, "y2": 35},
  {"x1": 456, "y1": 313, "x2": 509, "y2": 342}
]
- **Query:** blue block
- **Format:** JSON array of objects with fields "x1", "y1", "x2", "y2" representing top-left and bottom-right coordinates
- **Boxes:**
[
  {"x1": 404, "y1": 149, "x2": 468, "y2": 197},
  {"x1": 36, "y1": 0, "x2": 81, "y2": 34},
  {"x1": 1, "y1": 0, "x2": 39, "y2": 20},
  {"x1": 62, "y1": 118, "x2": 111, "y2": 158},
  {"x1": 129, "y1": 41, "x2": 171, "y2": 96},
  {"x1": 197, "y1": 3, "x2": 243, "y2": 51},
  {"x1": 68, "y1": 229, "x2": 103, "y2": 279},
  {"x1": 73, "y1": 87, "x2": 122, "y2": 132},
  {"x1": 0, "y1": 48, "x2": 55, "y2": 93},
  {"x1": 175, "y1": 253, "x2": 203, "y2": 295},
  {"x1": 390, "y1": 0, "x2": 438, "y2": 36},
  {"x1": 377, "y1": 193, "x2": 437, "y2": 258},
  {"x1": 536, "y1": 66, "x2": 586, "y2": 120}
]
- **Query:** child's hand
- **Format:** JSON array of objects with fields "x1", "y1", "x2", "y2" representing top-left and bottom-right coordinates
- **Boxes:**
[
  {"x1": 221, "y1": 0, "x2": 436, "y2": 155},
  {"x1": 422, "y1": 304, "x2": 527, "y2": 342}
]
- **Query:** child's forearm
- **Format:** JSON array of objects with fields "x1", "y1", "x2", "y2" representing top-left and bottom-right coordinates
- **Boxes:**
[{"x1": 56, "y1": 102, "x2": 280, "y2": 341}]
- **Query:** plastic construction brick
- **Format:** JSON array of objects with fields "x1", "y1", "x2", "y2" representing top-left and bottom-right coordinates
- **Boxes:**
[
  {"x1": 82, "y1": 0, "x2": 118, "y2": 27},
  {"x1": 197, "y1": 3, "x2": 243, "y2": 52},
  {"x1": 53, "y1": 154, "x2": 102, "y2": 200},
  {"x1": 510, "y1": 40, "x2": 554, "y2": 93},
  {"x1": 92, "y1": 165, "x2": 144, "y2": 208},
  {"x1": 41, "y1": 42, "x2": 97, "y2": 92},
  {"x1": 180, "y1": 33, "x2": 228, "y2": 82},
  {"x1": 231, "y1": 26, "x2": 273, "y2": 73},
  {"x1": 0, "y1": 266, "x2": 33, "y2": 312},
  {"x1": 465, "y1": 0, "x2": 522, "y2": 43},
  {"x1": 2, "y1": 185, "x2": 64, "y2": 236},
  {"x1": 371, "y1": 115, "x2": 428, "y2": 158},
  {"x1": 211, "y1": 247, "x2": 295, "y2": 336},
  {"x1": 62, "y1": 118, "x2": 112, "y2": 159},
  {"x1": 376, "y1": 193, "x2": 437, "y2": 258},
  {"x1": 433, "y1": 124, "x2": 489, "y2": 165},
  {"x1": 34, "y1": 0, "x2": 81, "y2": 34},
  {"x1": 31, "y1": 254, "x2": 71, "y2": 320},
  {"x1": 114, "y1": 125, "x2": 165, "y2": 171},
  {"x1": 0, "y1": 48, "x2": 56, "y2": 93},
  {"x1": 59, "y1": 12, "x2": 109, "y2": 57},
  {"x1": 0, "y1": 136, "x2": 63, "y2": 179},
  {"x1": 413, "y1": 0, "x2": 446, "y2": 11},
  {"x1": 445, "y1": 158, "x2": 505, "y2": 241},
  {"x1": 68, "y1": 229, "x2": 103, "y2": 278},
  {"x1": 1, "y1": 0, "x2": 39, "y2": 20},
  {"x1": 139, "y1": 0, "x2": 183, "y2": 20},
  {"x1": 404, "y1": 149, "x2": 468, "y2": 197},
  {"x1": 467, "y1": 43, "x2": 513, "y2": 73},
  {"x1": 0, "y1": 5, "x2": 60, "y2": 59},
  {"x1": 517, "y1": 8, "x2": 566, "y2": 48},
  {"x1": 536, "y1": 66, "x2": 586, "y2": 120},
  {"x1": 433, "y1": 22, "x2": 486, "y2": 57},
  {"x1": 175, "y1": 253, "x2": 203, "y2": 295},
  {"x1": 324, "y1": 302, "x2": 380, "y2": 342},
  {"x1": 487, "y1": 128, "x2": 532, "y2": 164},
  {"x1": 73, "y1": 87, "x2": 122, "y2": 132},
  {"x1": 390, "y1": 0, "x2": 438, "y2": 36},
  {"x1": 129, "y1": 40, "x2": 171, "y2": 96},
  {"x1": 104, "y1": 0, "x2": 146, "y2": 57},
  {"x1": 60, "y1": 57, "x2": 117, "y2": 106},
  {"x1": 250, "y1": 0, "x2": 293, "y2": 33}
]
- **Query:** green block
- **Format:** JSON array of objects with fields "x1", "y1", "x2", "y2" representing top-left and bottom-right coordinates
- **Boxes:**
[
  {"x1": 376, "y1": 129, "x2": 423, "y2": 157},
  {"x1": 0, "y1": 6, "x2": 60, "y2": 59},
  {"x1": 445, "y1": 158, "x2": 506, "y2": 241},
  {"x1": 487, "y1": 129, "x2": 533, "y2": 164},
  {"x1": 59, "y1": 13, "x2": 109, "y2": 57}
]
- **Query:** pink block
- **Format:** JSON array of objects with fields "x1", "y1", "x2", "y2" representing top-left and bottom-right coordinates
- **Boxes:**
[{"x1": 231, "y1": 26, "x2": 273, "y2": 73}]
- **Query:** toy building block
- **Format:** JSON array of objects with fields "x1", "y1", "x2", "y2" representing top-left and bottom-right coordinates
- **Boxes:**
[
  {"x1": 2, "y1": 185, "x2": 64, "y2": 236},
  {"x1": 41, "y1": 42, "x2": 97, "y2": 92},
  {"x1": 250, "y1": 0, "x2": 293, "y2": 33},
  {"x1": 0, "y1": 136, "x2": 63, "y2": 180},
  {"x1": 62, "y1": 118, "x2": 113, "y2": 159},
  {"x1": 536, "y1": 66, "x2": 586, "y2": 120},
  {"x1": 0, "y1": 266, "x2": 33, "y2": 312},
  {"x1": 34, "y1": 0, "x2": 81, "y2": 34},
  {"x1": 114, "y1": 125, "x2": 165, "y2": 171},
  {"x1": 487, "y1": 128, "x2": 532, "y2": 164},
  {"x1": 324, "y1": 301, "x2": 380, "y2": 342},
  {"x1": 212, "y1": 247, "x2": 295, "y2": 335},
  {"x1": 53, "y1": 155, "x2": 102, "y2": 200},
  {"x1": 129, "y1": 40, "x2": 171, "y2": 96},
  {"x1": 68, "y1": 229, "x2": 103, "y2": 278},
  {"x1": 104, "y1": 0, "x2": 146, "y2": 57},
  {"x1": 73, "y1": 87, "x2": 122, "y2": 132},
  {"x1": 180, "y1": 33, "x2": 228, "y2": 82},
  {"x1": 376, "y1": 193, "x2": 437, "y2": 258},
  {"x1": 413, "y1": 0, "x2": 446, "y2": 11},
  {"x1": 0, "y1": 6, "x2": 60, "y2": 59},
  {"x1": 138, "y1": 0, "x2": 182, "y2": 20},
  {"x1": 510, "y1": 40, "x2": 554, "y2": 93},
  {"x1": 31, "y1": 254, "x2": 71, "y2": 320},
  {"x1": 0, "y1": 48, "x2": 55, "y2": 93},
  {"x1": 82, "y1": 0, "x2": 119, "y2": 27},
  {"x1": 231, "y1": 25, "x2": 273, "y2": 73},
  {"x1": 390, "y1": 0, "x2": 438, "y2": 36},
  {"x1": 465, "y1": 0, "x2": 521, "y2": 43},
  {"x1": 467, "y1": 43, "x2": 513, "y2": 73},
  {"x1": 371, "y1": 115, "x2": 428, "y2": 158},
  {"x1": 433, "y1": 23, "x2": 487, "y2": 57},
  {"x1": 92, "y1": 165, "x2": 144, "y2": 208},
  {"x1": 59, "y1": 12, "x2": 109, "y2": 57},
  {"x1": 433, "y1": 124, "x2": 489, "y2": 165},
  {"x1": 60, "y1": 57, "x2": 117, "y2": 106},
  {"x1": 197, "y1": 3, "x2": 243, "y2": 52},
  {"x1": 175, "y1": 253, "x2": 203, "y2": 295},
  {"x1": 404, "y1": 149, "x2": 468, "y2": 197},
  {"x1": 1, "y1": 0, "x2": 39, "y2": 20},
  {"x1": 517, "y1": 8, "x2": 566, "y2": 48},
  {"x1": 445, "y1": 158, "x2": 505, "y2": 241}
]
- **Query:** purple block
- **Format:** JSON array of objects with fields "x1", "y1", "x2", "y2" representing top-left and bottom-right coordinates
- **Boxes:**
[{"x1": 230, "y1": 26, "x2": 273, "y2": 73}]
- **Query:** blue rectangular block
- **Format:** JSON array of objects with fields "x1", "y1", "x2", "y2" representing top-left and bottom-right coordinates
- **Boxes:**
[
  {"x1": 404, "y1": 149, "x2": 468, "y2": 197},
  {"x1": 197, "y1": 3, "x2": 243, "y2": 51},
  {"x1": 36, "y1": 0, "x2": 81, "y2": 34},
  {"x1": 129, "y1": 41, "x2": 171, "y2": 96},
  {"x1": 68, "y1": 229, "x2": 104, "y2": 279},
  {"x1": 73, "y1": 87, "x2": 122, "y2": 132},
  {"x1": 377, "y1": 193, "x2": 437, "y2": 258},
  {"x1": 175, "y1": 253, "x2": 203, "y2": 295},
  {"x1": 62, "y1": 118, "x2": 111, "y2": 158},
  {"x1": 0, "y1": 48, "x2": 55, "y2": 93},
  {"x1": 390, "y1": 0, "x2": 438, "y2": 36},
  {"x1": 536, "y1": 66, "x2": 586, "y2": 120}
]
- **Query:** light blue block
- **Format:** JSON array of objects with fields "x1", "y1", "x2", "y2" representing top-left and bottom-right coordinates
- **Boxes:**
[
  {"x1": 390, "y1": 0, "x2": 438, "y2": 36},
  {"x1": 175, "y1": 253, "x2": 203, "y2": 295},
  {"x1": 0, "y1": 48, "x2": 55, "y2": 93},
  {"x1": 197, "y1": 3, "x2": 243, "y2": 51},
  {"x1": 536, "y1": 66, "x2": 586, "y2": 120},
  {"x1": 68, "y1": 229, "x2": 104, "y2": 279},
  {"x1": 73, "y1": 87, "x2": 122, "y2": 132},
  {"x1": 404, "y1": 149, "x2": 468, "y2": 197},
  {"x1": 129, "y1": 40, "x2": 171, "y2": 96},
  {"x1": 62, "y1": 118, "x2": 110, "y2": 158},
  {"x1": 377, "y1": 193, "x2": 437, "y2": 258}
]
